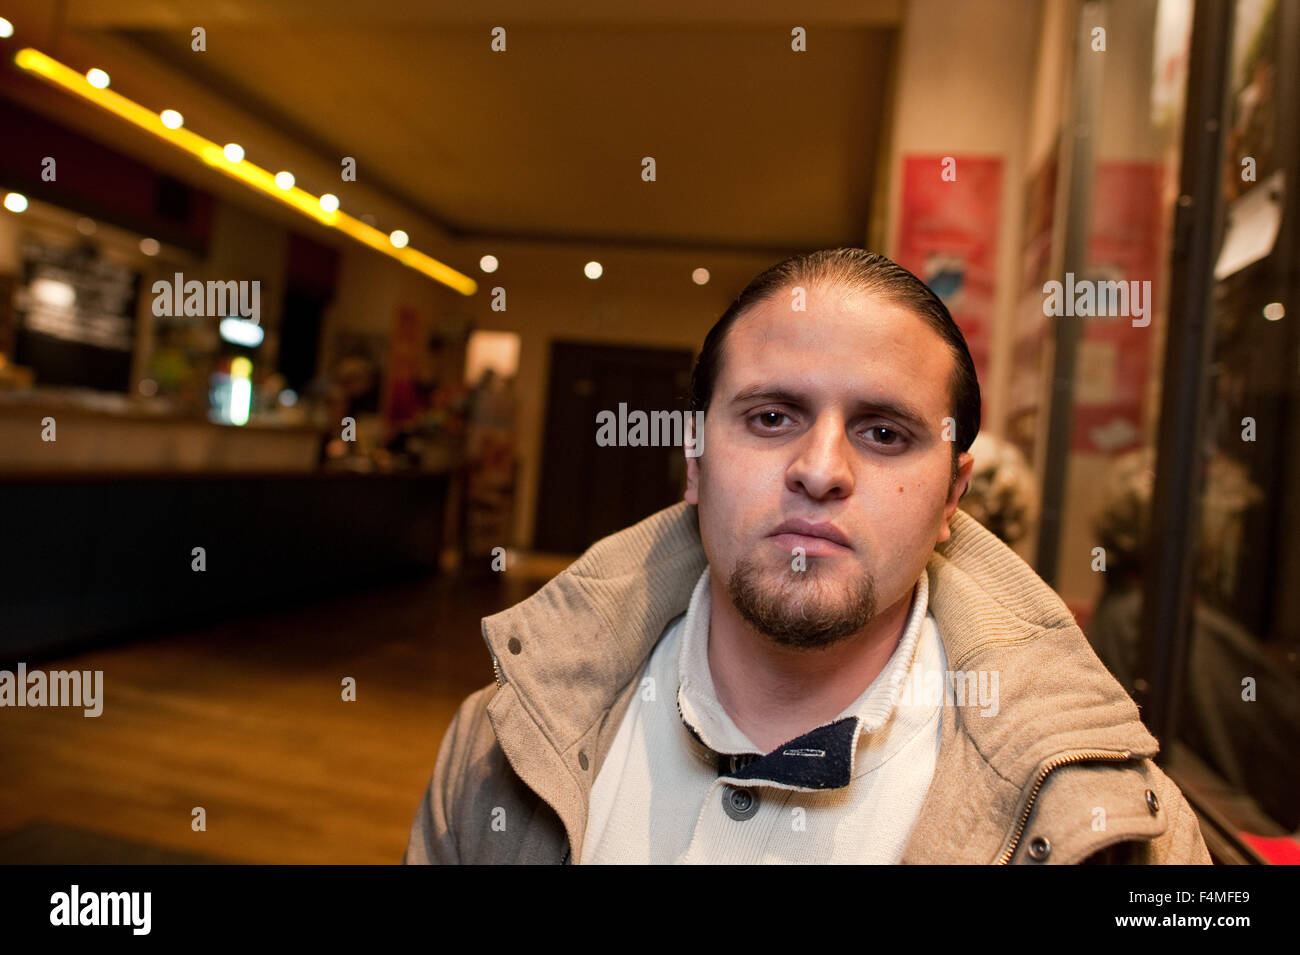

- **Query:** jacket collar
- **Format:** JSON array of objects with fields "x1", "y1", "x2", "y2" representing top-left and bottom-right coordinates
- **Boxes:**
[{"x1": 482, "y1": 501, "x2": 1159, "y2": 863}]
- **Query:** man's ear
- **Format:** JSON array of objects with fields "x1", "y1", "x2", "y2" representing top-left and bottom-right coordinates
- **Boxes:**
[{"x1": 937, "y1": 451, "x2": 975, "y2": 544}]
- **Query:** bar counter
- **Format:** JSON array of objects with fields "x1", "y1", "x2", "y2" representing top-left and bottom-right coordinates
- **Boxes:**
[
  {"x1": 0, "y1": 391, "x2": 323, "y2": 473},
  {"x1": 0, "y1": 468, "x2": 456, "y2": 663}
]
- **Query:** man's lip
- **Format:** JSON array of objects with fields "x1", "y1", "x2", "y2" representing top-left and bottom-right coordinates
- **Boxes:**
[{"x1": 769, "y1": 519, "x2": 852, "y2": 548}]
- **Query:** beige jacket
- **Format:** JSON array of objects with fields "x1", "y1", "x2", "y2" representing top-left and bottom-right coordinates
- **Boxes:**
[{"x1": 404, "y1": 501, "x2": 1212, "y2": 865}]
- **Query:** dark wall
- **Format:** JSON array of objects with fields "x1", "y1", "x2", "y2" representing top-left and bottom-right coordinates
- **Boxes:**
[
  {"x1": 0, "y1": 471, "x2": 449, "y2": 663},
  {"x1": 0, "y1": 97, "x2": 215, "y2": 254}
]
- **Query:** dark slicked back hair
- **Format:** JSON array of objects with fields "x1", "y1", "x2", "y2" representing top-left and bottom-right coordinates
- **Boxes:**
[{"x1": 687, "y1": 248, "x2": 981, "y2": 487}]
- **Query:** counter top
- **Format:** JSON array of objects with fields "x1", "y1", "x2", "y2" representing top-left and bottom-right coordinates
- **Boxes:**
[{"x1": 0, "y1": 389, "x2": 321, "y2": 434}]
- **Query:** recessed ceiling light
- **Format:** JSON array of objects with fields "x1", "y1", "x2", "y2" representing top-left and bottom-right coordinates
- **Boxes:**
[
  {"x1": 223, "y1": 143, "x2": 245, "y2": 162},
  {"x1": 274, "y1": 171, "x2": 295, "y2": 190},
  {"x1": 319, "y1": 193, "x2": 339, "y2": 213},
  {"x1": 159, "y1": 109, "x2": 184, "y2": 129},
  {"x1": 584, "y1": 261, "x2": 603, "y2": 280},
  {"x1": 480, "y1": 255, "x2": 499, "y2": 273},
  {"x1": 389, "y1": 230, "x2": 409, "y2": 249},
  {"x1": 692, "y1": 267, "x2": 710, "y2": 285},
  {"x1": 139, "y1": 237, "x2": 160, "y2": 256},
  {"x1": 3, "y1": 192, "x2": 28, "y2": 213},
  {"x1": 85, "y1": 68, "x2": 109, "y2": 89}
]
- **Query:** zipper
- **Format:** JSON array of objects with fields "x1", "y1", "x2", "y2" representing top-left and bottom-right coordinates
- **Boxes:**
[
  {"x1": 483, "y1": 619, "x2": 507, "y2": 688},
  {"x1": 995, "y1": 748, "x2": 1133, "y2": 865}
]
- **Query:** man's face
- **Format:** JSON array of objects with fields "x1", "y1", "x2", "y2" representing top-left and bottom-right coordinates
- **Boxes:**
[{"x1": 684, "y1": 284, "x2": 973, "y2": 650}]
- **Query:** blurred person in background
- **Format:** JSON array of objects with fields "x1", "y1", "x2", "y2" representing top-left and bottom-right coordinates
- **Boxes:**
[{"x1": 958, "y1": 431, "x2": 1039, "y2": 548}]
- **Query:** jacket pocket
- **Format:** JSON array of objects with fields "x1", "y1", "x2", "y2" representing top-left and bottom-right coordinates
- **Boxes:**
[{"x1": 1007, "y1": 759, "x2": 1169, "y2": 864}]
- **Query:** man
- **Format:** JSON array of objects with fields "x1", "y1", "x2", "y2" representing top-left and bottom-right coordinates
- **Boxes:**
[{"x1": 405, "y1": 248, "x2": 1211, "y2": 865}]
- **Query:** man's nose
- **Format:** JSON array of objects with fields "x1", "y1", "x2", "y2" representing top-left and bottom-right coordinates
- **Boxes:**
[{"x1": 785, "y1": 417, "x2": 855, "y2": 500}]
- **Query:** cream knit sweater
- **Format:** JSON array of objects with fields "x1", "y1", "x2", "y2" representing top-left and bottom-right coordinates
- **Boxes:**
[{"x1": 581, "y1": 566, "x2": 951, "y2": 864}]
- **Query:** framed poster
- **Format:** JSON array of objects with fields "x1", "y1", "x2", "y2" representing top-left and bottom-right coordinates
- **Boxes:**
[{"x1": 894, "y1": 154, "x2": 1002, "y2": 423}]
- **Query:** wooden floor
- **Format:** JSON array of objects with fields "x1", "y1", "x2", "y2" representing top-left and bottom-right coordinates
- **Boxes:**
[{"x1": 0, "y1": 562, "x2": 566, "y2": 864}]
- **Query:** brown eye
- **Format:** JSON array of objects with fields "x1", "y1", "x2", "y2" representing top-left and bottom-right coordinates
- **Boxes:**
[
  {"x1": 867, "y1": 426, "x2": 903, "y2": 446},
  {"x1": 754, "y1": 411, "x2": 788, "y2": 428}
]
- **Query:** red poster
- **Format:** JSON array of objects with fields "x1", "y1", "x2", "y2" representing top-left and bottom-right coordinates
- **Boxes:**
[
  {"x1": 1068, "y1": 162, "x2": 1165, "y2": 454},
  {"x1": 894, "y1": 154, "x2": 1002, "y2": 426}
]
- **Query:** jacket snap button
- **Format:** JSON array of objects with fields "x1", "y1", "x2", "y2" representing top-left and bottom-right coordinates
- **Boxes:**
[
  {"x1": 1027, "y1": 836, "x2": 1051, "y2": 862},
  {"x1": 1145, "y1": 789, "x2": 1160, "y2": 815},
  {"x1": 721, "y1": 784, "x2": 759, "y2": 821},
  {"x1": 508, "y1": 637, "x2": 522, "y2": 655},
  {"x1": 578, "y1": 751, "x2": 589, "y2": 771}
]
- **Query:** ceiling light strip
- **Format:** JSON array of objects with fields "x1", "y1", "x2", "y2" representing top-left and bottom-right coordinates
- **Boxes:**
[{"x1": 13, "y1": 47, "x2": 476, "y2": 296}]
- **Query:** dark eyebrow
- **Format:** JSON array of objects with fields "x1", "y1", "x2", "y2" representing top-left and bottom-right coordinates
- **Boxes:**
[{"x1": 728, "y1": 385, "x2": 932, "y2": 433}]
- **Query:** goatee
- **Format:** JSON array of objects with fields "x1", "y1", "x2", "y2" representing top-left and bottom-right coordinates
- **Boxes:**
[{"x1": 726, "y1": 552, "x2": 877, "y2": 650}]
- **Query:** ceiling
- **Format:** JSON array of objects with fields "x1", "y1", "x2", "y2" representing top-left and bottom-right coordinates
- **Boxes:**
[{"x1": 21, "y1": 0, "x2": 903, "y2": 254}]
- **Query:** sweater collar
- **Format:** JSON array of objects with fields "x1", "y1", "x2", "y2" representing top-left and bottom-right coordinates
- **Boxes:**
[{"x1": 674, "y1": 564, "x2": 937, "y2": 790}]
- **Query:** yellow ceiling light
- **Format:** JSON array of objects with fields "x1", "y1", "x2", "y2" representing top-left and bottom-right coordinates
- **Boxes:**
[{"x1": 12, "y1": 47, "x2": 477, "y2": 296}]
